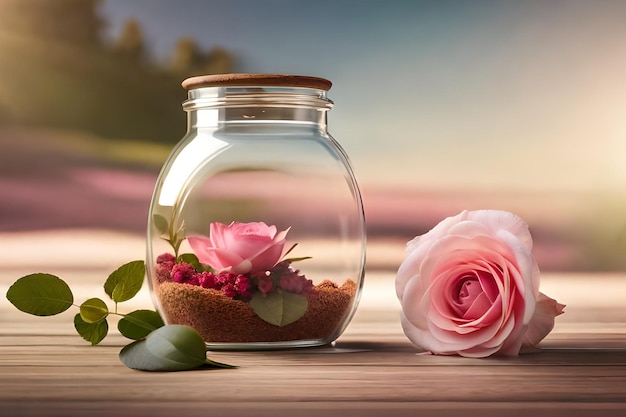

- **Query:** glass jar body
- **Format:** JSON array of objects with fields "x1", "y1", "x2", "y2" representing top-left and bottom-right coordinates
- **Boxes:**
[{"x1": 146, "y1": 86, "x2": 366, "y2": 349}]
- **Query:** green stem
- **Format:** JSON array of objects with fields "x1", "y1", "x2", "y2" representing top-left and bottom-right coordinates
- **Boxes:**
[{"x1": 112, "y1": 311, "x2": 161, "y2": 333}]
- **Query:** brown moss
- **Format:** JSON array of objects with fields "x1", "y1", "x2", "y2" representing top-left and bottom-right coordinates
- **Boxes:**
[{"x1": 156, "y1": 279, "x2": 357, "y2": 343}]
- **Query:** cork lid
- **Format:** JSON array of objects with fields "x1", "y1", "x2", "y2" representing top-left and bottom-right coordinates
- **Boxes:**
[{"x1": 182, "y1": 73, "x2": 332, "y2": 91}]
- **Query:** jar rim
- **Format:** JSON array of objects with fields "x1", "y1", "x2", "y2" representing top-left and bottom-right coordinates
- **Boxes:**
[{"x1": 182, "y1": 73, "x2": 332, "y2": 91}]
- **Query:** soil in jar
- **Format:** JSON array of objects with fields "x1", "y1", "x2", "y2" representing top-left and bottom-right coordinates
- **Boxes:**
[{"x1": 156, "y1": 279, "x2": 357, "y2": 343}]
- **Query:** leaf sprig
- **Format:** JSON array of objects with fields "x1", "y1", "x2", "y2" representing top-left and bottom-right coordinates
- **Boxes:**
[
  {"x1": 6, "y1": 260, "x2": 160, "y2": 344},
  {"x1": 5, "y1": 260, "x2": 235, "y2": 372},
  {"x1": 153, "y1": 213, "x2": 185, "y2": 258}
]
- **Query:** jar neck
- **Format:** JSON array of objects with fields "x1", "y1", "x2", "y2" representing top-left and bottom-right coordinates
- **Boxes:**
[{"x1": 183, "y1": 86, "x2": 333, "y2": 130}]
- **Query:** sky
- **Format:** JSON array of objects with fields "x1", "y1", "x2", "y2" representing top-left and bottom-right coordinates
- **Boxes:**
[{"x1": 100, "y1": 0, "x2": 626, "y2": 192}]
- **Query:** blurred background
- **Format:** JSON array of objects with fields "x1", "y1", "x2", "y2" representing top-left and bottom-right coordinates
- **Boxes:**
[{"x1": 1, "y1": 0, "x2": 626, "y2": 273}]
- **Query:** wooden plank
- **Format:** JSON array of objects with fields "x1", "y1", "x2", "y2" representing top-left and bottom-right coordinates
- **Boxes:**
[
  {"x1": 1, "y1": 334, "x2": 625, "y2": 403},
  {"x1": 1, "y1": 271, "x2": 626, "y2": 416},
  {"x1": 1, "y1": 401, "x2": 626, "y2": 417}
]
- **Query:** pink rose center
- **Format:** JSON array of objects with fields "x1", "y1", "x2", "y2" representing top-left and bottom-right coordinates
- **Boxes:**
[
  {"x1": 451, "y1": 276, "x2": 492, "y2": 320},
  {"x1": 458, "y1": 278, "x2": 480, "y2": 301}
]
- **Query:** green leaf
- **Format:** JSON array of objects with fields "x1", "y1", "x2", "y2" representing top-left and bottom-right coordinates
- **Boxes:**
[
  {"x1": 249, "y1": 289, "x2": 308, "y2": 327},
  {"x1": 74, "y1": 314, "x2": 108, "y2": 345},
  {"x1": 176, "y1": 253, "x2": 215, "y2": 273},
  {"x1": 282, "y1": 256, "x2": 313, "y2": 263},
  {"x1": 79, "y1": 298, "x2": 109, "y2": 323},
  {"x1": 6, "y1": 273, "x2": 74, "y2": 316},
  {"x1": 118, "y1": 309, "x2": 165, "y2": 340},
  {"x1": 120, "y1": 338, "x2": 185, "y2": 372},
  {"x1": 153, "y1": 214, "x2": 169, "y2": 234},
  {"x1": 177, "y1": 253, "x2": 203, "y2": 270},
  {"x1": 103, "y1": 260, "x2": 146, "y2": 303},
  {"x1": 145, "y1": 324, "x2": 206, "y2": 364},
  {"x1": 119, "y1": 324, "x2": 235, "y2": 372}
]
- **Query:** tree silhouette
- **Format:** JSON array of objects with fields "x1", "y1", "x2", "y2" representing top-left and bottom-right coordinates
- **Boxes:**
[
  {"x1": 170, "y1": 38, "x2": 234, "y2": 77},
  {"x1": 170, "y1": 37, "x2": 202, "y2": 75},
  {"x1": 115, "y1": 19, "x2": 146, "y2": 63},
  {"x1": 203, "y1": 46, "x2": 235, "y2": 75}
]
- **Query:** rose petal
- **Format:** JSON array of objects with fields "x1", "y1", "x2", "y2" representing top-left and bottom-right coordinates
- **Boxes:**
[
  {"x1": 223, "y1": 233, "x2": 274, "y2": 260},
  {"x1": 481, "y1": 311, "x2": 516, "y2": 350},
  {"x1": 232, "y1": 259, "x2": 253, "y2": 274},
  {"x1": 467, "y1": 210, "x2": 534, "y2": 252},
  {"x1": 398, "y1": 313, "x2": 432, "y2": 353},
  {"x1": 463, "y1": 292, "x2": 493, "y2": 321},
  {"x1": 209, "y1": 222, "x2": 229, "y2": 248},
  {"x1": 400, "y1": 272, "x2": 431, "y2": 329},
  {"x1": 400, "y1": 311, "x2": 472, "y2": 354},
  {"x1": 273, "y1": 227, "x2": 290, "y2": 243},
  {"x1": 397, "y1": 241, "x2": 432, "y2": 300},
  {"x1": 523, "y1": 292, "x2": 565, "y2": 347},
  {"x1": 447, "y1": 220, "x2": 494, "y2": 239},
  {"x1": 497, "y1": 229, "x2": 539, "y2": 324},
  {"x1": 475, "y1": 267, "x2": 500, "y2": 303},
  {"x1": 429, "y1": 312, "x2": 503, "y2": 350},
  {"x1": 457, "y1": 345, "x2": 501, "y2": 358},
  {"x1": 249, "y1": 242, "x2": 286, "y2": 273},
  {"x1": 203, "y1": 248, "x2": 245, "y2": 271},
  {"x1": 406, "y1": 212, "x2": 468, "y2": 254},
  {"x1": 243, "y1": 227, "x2": 289, "y2": 273},
  {"x1": 229, "y1": 221, "x2": 277, "y2": 239},
  {"x1": 489, "y1": 294, "x2": 528, "y2": 354}
]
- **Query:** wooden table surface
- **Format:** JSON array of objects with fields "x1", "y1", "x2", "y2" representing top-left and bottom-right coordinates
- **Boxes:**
[{"x1": 1, "y1": 233, "x2": 625, "y2": 417}]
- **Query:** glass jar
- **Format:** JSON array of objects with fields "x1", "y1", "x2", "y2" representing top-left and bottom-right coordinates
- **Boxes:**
[{"x1": 146, "y1": 73, "x2": 366, "y2": 349}]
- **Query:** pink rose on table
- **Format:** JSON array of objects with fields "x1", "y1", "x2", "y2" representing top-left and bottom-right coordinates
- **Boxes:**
[
  {"x1": 396, "y1": 210, "x2": 564, "y2": 358},
  {"x1": 188, "y1": 221, "x2": 289, "y2": 275}
]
